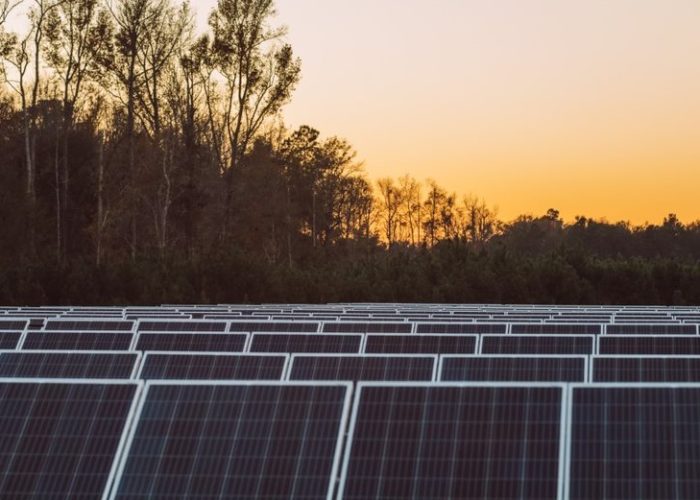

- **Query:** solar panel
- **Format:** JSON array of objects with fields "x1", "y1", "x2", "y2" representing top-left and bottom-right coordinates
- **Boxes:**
[
  {"x1": 135, "y1": 333, "x2": 248, "y2": 352},
  {"x1": 111, "y1": 382, "x2": 351, "y2": 499},
  {"x1": 0, "y1": 351, "x2": 138, "y2": 378},
  {"x1": 44, "y1": 320, "x2": 134, "y2": 331},
  {"x1": 249, "y1": 333, "x2": 362, "y2": 353},
  {"x1": 137, "y1": 321, "x2": 227, "y2": 332},
  {"x1": 439, "y1": 355, "x2": 586, "y2": 382},
  {"x1": 415, "y1": 323, "x2": 506, "y2": 334},
  {"x1": 288, "y1": 355, "x2": 436, "y2": 381},
  {"x1": 606, "y1": 324, "x2": 697, "y2": 335},
  {"x1": 139, "y1": 353, "x2": 288, "y2": 380},
  {"x1": 480, "y1": 335, "x2": 595, "y2": 354},
  {"x1": 22, "y1": 331, "x2": 134, "y2": 351},
  {"x1": 339, "y1": 383, "x2": 564, "y2": 499},
  {"x1": 0, "y1": 320, "x2": 27, "y2": 330},
  {"x1": 511, "y1": 324, "x2": 601, "y2": 335},
  {"x1": 599, "y1": 336, "x2": 700, "y2": 354},
  {"x1": 0, "y1": 380, "x2": 139, "y2": 498},
  {"x1": 0, "y1": 332, "x2": 21, "y2": 349},
  {"x1": 364, "y1": 334, "x2": 477, "y2": 354},
  {"x1": 229, "y1": 321, "x2": 319, "y2": 332},
  {"x1": 592, "y1": 356, "x2": 700, "y2": 382},
  {"x1": 568, "y1": 384, "x2": 700, "y2": 499},
  {"x1": 322, "y1": 322, "x2": 412, "y2": 334}
]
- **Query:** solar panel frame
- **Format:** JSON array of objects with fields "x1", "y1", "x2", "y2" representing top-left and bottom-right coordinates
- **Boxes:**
[
  {"x1": 605, "y1": 323, "x2": 697, "y2": 335},
  {"x1": 0, "y1": 378, "x2": 143, "y2": 500},
  {"x1": 229, "y1": 321, "x2": 320, "y2": 333},
  {"x1": 480, "y1": 334, "x2": 596, "y2": 355},
  {"x1": 137, "y1": 352, "x2": 289, "y2": 380},
  {"x1": 563, "y1": 382, "x2": 700, "y2": 499},
  {"x1": 287, "y1": 354, "x2": 438, "y2": 382},
  {"x1": 20, "y1": 330, "x2": 135, "y2": 351},
  {"x1": 598, "y1": 335, "x2": 700, "y2": 355},
  {"x1": 511, "y1": 323, "x2": 602, "y2": 335},
  {"x1": 0, "y1": 320, "x2": 28, "y2": 330},
  {"x1": 337, "y1": 382, "x2": 568, "y2": 500},
  {"x1": 136, "y1": 319, "x2": 228, "y2": 332},
  {"x1": 249, "y1": 332, "x2": 363, "y2": 354},
  {"x1": 591, "y1": 355, "x2": 700, "y2": 382},
  {"x1": 107, "y1": 380, "x2": 353, "y2": 500},
  {"x1": 321, "y1": 322, "x2": 412, "y2": 334},
  {"x1": 437, "y1": 354, "x2": 589, "y2": 382},
  {"x1": 134, "y1": 332, "x2": 249, "y2": 352},
  {"x1": 363, "y1": 333, "x2": 478, "y2": 354},
  {"x1": 0, "y1": 350, "x2": 141, "y2": 379},
  {"x1": 0, "y1": 331, "x2": 23, "y2": 350},
  {"x1": 43, "y1": 319, "x2": 135, "y2": 331},
  {"x1": 414, "y1": 323, "x2": 507, "y2": 334}
]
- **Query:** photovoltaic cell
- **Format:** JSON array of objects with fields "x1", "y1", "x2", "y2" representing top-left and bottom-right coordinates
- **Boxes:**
[
  {"x1": 139, "y1": 353, "x2": 286, "y2": 380},
  {"x1": 322, "y1": 322, "x2": 411, "y2": 334},
  {"x1": 364, "y1": 334, "x2": 476, "y2": 354},
  {"x1": 22, "y1": 331, "x2": 133, "y2": 351},
  {"x1": 0, "y1": 332, "x2": 21, "y2": 349},
  {"x1": 0, "y1": 381, "x2": 138, "y2": 499},
  {"x1": 415, "y1": 323, "x2": 506, "y2": 334},
  {"x1": 511, "y1": 324, "x2": 601, "y2": 335},
  {"x1": 339, "y1": 384, "x2": 563, "y2": 499},
  {"x1": 112, "y1": 383, "x2": 350, "y2": 499},
  {"x1": 569, "y1": 385, "x2": 700, "y2": 499},
  {"x1": 44, "y1": 320, "x2": 134, "y2": 331},
  {"x1": 599, "y1": 336, "x2": 700, "y2": 355},
  {"x1": 592, "y1": 356, "x2": 700, "y2": 382},
  {"x1": 249, "y1": 333, "x2": 362, "y2": 353},
  {"x1": 288, "y1": 355, "x2": 435, "y2": 381},
  {"x1": 229, "y1": 322, "x2": 319, "y2": 333},
  {"x1": 135, "y1": 333, "x2": 247, "y2": 352},
  {"x1": 606, "y1": 324, "x2": 696, "y2": 335},
  {"x1": 440, "y1": 356, "x2": 586, "y2": 382},
  {"x1": 0, "y1": 352, "x2": 138, "y2": 378},
  {"x1": 480, "y1": 335, "x2": 594, "y2": 355},
  {"x1": 138, "y1": 321, "x2": 227, "y2": 332}
]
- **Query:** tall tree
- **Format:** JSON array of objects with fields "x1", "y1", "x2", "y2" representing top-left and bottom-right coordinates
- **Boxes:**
[
  {"x1": 107, "y1": 0, "x2": 164, "y2": 259},
  {"x1": 44, "y1": 0, "x2": 113, "y2": 259},
  {"x1": 205, "y1": 0, "x2": 301, "y2": 239}
]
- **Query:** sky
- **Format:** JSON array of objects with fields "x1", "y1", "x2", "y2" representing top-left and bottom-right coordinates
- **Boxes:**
[{"x1": 8, "y1": 1, "x2": 700, "y2": 223}]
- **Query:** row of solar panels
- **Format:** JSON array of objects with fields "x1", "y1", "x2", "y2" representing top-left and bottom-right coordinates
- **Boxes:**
[
  {"x1": 6, "y1": 351, "x2": 700, "y2": 383},
  {"x1": 6, "y1": 310, "x2": 700, "y2": 324},
  {"x1": 8, "y1": 331, "x2": 700, "y2": 355},
  {"x1": 7, "y1": 317, "x2": 700, "y2": 334},
  {"x1": 1, "y1": 380, "x2": 697, "y2": 499}
]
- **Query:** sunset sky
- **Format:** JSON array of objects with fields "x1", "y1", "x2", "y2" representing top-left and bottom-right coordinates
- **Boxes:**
[{"x1": 9, "y1": 0, "x2": 700, "y2": 223}]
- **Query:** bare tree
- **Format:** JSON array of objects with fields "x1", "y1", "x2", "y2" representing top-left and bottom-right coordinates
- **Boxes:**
[
  {"x1": 377, "y1": 178, "x2": 402, "y2": 245},
  {"x1": 205, "y1": 0, "x2": 301, "y2": 239},
  {"x1": 398, "y1": 175, "x2": 421, "y2": 245},
  {"x1": 44, "y1": 0, "x2": 113, "y2": 259}
]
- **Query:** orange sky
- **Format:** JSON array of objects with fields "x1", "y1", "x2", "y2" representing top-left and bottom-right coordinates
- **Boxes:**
[
  {"x1": 8, "y1": 0, "x2": 700, "y2": 223},
  {"x1": 273, "y1": 0, "x2": 700, "y2": 224}
]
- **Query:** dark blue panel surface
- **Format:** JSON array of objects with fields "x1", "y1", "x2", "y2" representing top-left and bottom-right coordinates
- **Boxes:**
[{"x1": 114, "y1": 384, "x2": 348, "y2": 499}]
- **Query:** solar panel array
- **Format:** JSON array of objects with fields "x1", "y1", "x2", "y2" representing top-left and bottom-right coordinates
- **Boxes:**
[{"x1": 1, "y1": 303, "x2": 700, "y2": 498}]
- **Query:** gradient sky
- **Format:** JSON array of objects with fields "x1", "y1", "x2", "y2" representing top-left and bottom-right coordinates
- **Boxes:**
[{"x1": 9, "y1": 1, "x2": 700, "y2": 223}]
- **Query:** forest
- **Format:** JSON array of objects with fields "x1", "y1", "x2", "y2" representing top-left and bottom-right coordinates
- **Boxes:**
[{"x1": 1, "y1": 0, "x2": 699, "y2": 306}]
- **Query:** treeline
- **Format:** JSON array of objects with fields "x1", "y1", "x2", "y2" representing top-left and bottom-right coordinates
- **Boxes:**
[{"x1": 1, "y1": 0, "x2": 699, "y2": 305}]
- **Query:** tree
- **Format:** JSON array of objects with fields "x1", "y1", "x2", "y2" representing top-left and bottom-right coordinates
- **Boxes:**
[
  {"x1": 107, "y1": 0, "x2": 166, "y2": 259},
  {"x1": 376, "y1": 177, "x2": 402, "y2": 245},
  {"x1": 44, "y1": 0, "x2": 113, "y2": 259},
  {"x1": 205, "y1": 0, "x2": 301, "y2": 239}
]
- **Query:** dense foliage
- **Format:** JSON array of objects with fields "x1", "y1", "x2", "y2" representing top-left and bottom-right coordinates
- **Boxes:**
[{"x1": 1, "y1": 0, "x2": 698, "y2": 305}]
